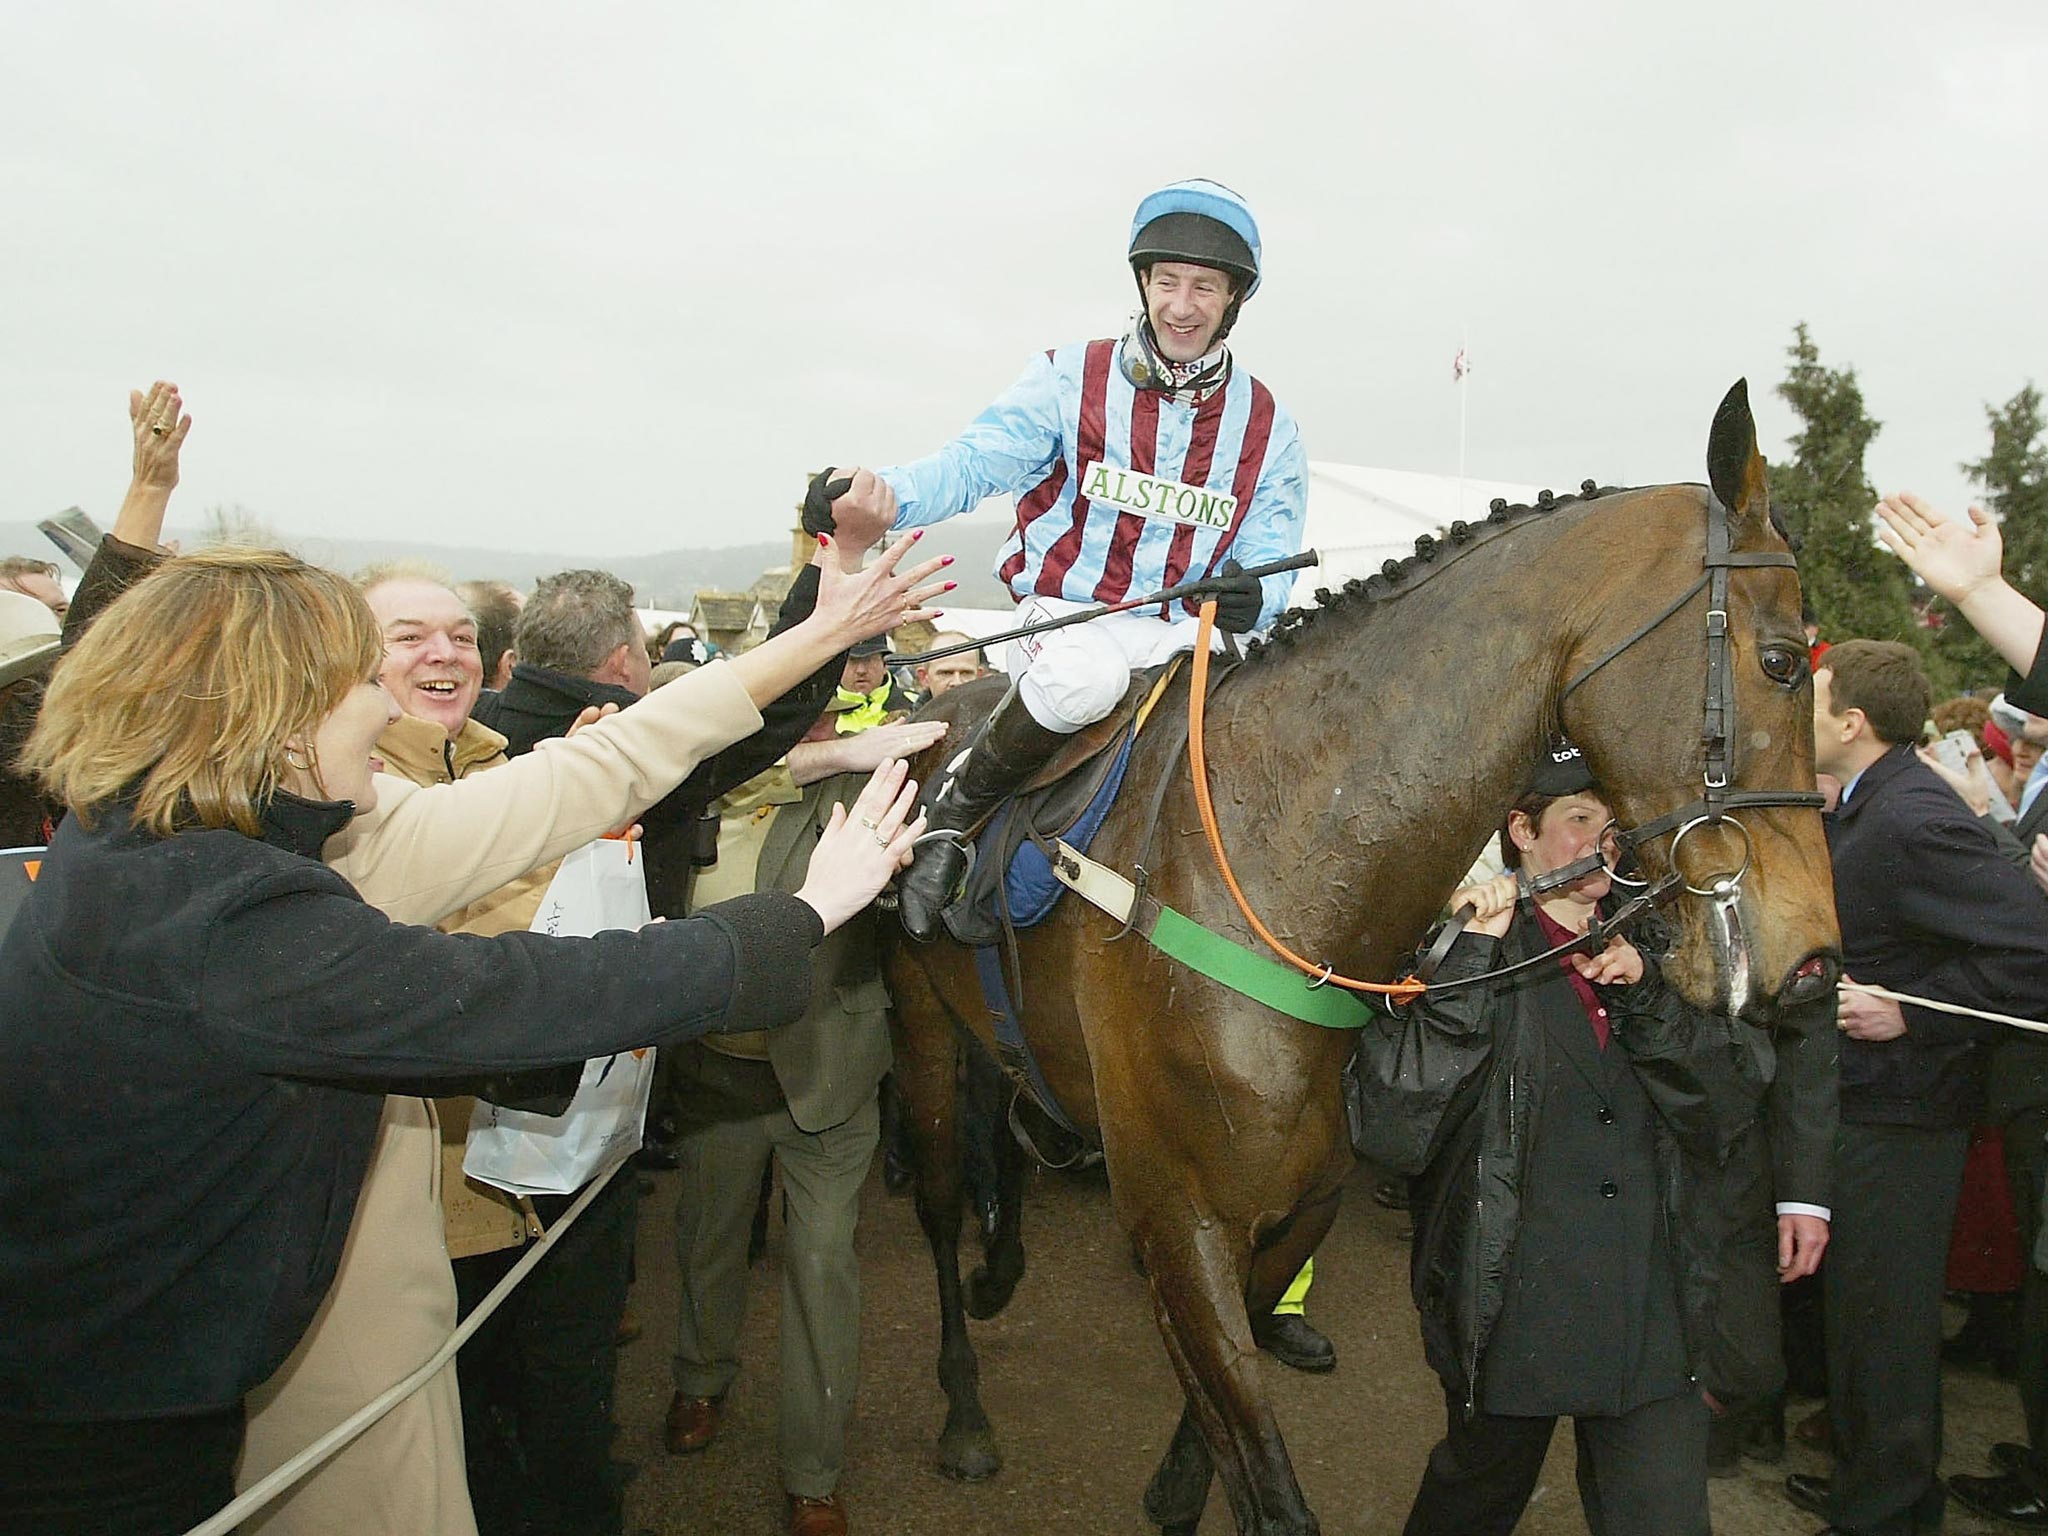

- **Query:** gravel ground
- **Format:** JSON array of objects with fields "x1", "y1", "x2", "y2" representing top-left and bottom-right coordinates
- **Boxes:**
[{"x1": 614, "y1": 1157, "x2": 2026, "y2": 1535}]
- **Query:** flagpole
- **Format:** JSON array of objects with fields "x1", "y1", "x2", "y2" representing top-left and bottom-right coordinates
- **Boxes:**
[{"x1": 1455, "y1": 332, "x2": 1470, "y2": 521}]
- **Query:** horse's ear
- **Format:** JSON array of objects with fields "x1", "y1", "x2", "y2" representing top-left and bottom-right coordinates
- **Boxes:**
[{"x1": 1706, "y1": 378, "x2": 1770, "y2": 529}]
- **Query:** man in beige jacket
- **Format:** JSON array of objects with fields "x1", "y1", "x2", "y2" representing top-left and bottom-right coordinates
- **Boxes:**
[{"x1": 240, "y1": 571, "x2": 534, "y2": 1536}]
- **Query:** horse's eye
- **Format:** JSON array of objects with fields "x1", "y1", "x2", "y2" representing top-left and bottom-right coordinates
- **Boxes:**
[{"x1": 1759, "y1": 646, "x2": 1806, "y2": 687}]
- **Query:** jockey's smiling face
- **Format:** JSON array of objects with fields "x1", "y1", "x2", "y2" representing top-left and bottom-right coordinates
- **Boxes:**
[{"x1": 1143, "y1": 261, "x2": 1235, "y2": 363}]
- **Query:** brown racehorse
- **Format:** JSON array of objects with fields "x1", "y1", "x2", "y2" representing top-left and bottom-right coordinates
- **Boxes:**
[{"x1": 883, "y1": 382, "x2": 1842, "y2": 1535}]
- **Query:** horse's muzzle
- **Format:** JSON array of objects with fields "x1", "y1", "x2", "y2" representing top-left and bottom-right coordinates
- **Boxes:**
[{"x1": 1777, "y1": 951, "x2": 1841, "y2": 1011}]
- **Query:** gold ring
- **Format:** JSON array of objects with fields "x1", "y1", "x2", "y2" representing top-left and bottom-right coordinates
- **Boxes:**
[
  {"x1": 150, "y1": 424, "x2": 168, "y2": 436},
  {"x1": 858, "y1": 815, "x2": 880, "y2": 831},
  {"x1": 872, "y1": 830, "x2": 890, "y2": 847}
]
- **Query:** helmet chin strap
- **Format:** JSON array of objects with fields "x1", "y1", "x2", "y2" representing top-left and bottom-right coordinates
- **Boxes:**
[{"x1": 1124, "y1": 313, "x2": 1233, "y2": 399}]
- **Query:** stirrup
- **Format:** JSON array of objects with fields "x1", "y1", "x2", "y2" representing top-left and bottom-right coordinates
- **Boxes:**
[{"x1": 909, "y1": 826, "x2": 977, "y2": 894}]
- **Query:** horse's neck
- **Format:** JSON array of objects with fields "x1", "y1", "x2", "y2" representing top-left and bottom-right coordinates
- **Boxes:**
[{"x1": 1202, "y1": 537, "x2": 1595, "y2": 974}]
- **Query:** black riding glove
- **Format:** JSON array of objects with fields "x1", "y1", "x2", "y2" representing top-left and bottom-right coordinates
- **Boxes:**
[
  {"x1": 1211, "y1": 560, "x2": 1265, "y2": 634},
  {"x1": 801, "y1": 468, "x2": 855, "y2": 537}
]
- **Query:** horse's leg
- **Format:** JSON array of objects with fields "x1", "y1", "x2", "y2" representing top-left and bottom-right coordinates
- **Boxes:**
[
  {"x1": 1142, "y1": 1403, "x2": 1215, "y2": 1536},
  {"x1": 1137, "y1": 1213, "x2": 1320, "y2": 1536},
  {"x1": 893, "y1": 976, "x2": 1004, "y2": 1480},
  {"x1": 1137, "y1": 1192, "x2": 1337, "y2": 1535},
  {"x1": 1243, "y1": 1190, "x2": 1342, "y2": 1323},
  {"x1": 966, "y1": 1048, "x2": 1028, "y2": 1319}
]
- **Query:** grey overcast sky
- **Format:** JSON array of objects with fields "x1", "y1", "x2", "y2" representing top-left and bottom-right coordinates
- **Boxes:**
[{"x1": 4, "y1": 1, "x2": 2044, "y2": 555}]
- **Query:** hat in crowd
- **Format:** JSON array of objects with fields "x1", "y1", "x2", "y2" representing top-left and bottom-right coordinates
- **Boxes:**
[
  {"x1": 847, "y1": 634, "x2": 891, "y2": 659},
  {"x1": 1530, "y1": 735, "x2": 1596, "y2": 796},
  {"x1": 1984, "y1": 716, "x2": 2015, "y2": 768},
  {"x1": 660, "y1": 635, "x2": 713, "y2": 667},
  {"x1": 0, "y1": 591, "x2": 61, "y2": 688}
]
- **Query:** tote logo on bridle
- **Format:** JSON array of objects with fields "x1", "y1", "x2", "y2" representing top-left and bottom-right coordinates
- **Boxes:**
[{"x1": 1080, "y1": 464, "x2": 1237, "y2": 530}]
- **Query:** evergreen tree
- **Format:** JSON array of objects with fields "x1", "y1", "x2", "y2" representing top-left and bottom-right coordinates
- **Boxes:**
[
  {"x1": 1965, "y1": 383, "x2": 2048, "y2": 600},
  {"x1": 1772, "y1": 324, "x2": 1923, "y2": 655}
]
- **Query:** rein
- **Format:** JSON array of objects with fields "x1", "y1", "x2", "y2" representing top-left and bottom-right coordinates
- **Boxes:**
[
  {"x1": 1184, "y1": 490, "x2": 1823, "y2": 1003},
  {"x1": 1186, "y1": 604, "x2": 1427, "y2": 1003}
]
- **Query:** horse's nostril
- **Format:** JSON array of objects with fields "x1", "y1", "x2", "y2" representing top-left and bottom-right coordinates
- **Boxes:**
[{"x1": 1780, "y1": 954, "x2": 1840, "y2": 1007}]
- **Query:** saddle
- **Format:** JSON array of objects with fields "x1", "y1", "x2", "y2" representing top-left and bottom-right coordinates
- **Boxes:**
[{"x1": 938, "y1": 662, "x2": 1177, "y2": 948}]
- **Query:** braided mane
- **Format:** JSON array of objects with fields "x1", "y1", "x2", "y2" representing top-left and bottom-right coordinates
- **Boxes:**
[{"x1": 1247, "y1": 478, "x2": 1643, "y2": 662}]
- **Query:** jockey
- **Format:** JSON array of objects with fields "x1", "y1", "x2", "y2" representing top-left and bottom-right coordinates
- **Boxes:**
[{"x1": 819, "y1": 178, "x2": 1308, "y2": 940}]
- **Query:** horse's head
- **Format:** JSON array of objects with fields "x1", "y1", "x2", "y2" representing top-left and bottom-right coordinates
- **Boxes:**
[{"x1": 1561, "y1": 380, "x2": 1840, "y2": 1023}]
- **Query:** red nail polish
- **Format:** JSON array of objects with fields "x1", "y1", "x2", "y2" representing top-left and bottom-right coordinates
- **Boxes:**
[
  {"x1": 911, "y1": 529, "x2": 924, "y2": 541},
  {"x1": 817, "y1": 533, "x2": 830, "y2": 547},
  {"x1": 942, "y1": 555, "x2": 956, "y2": 566},
  {"x1": 945, "y1": 581, "x2": 957, "y2": 591}
]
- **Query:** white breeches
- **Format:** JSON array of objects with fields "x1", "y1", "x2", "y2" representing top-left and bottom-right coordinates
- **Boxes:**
[{"x1": 1007, "y1": 596, "x2": 1224, "y2": 733}]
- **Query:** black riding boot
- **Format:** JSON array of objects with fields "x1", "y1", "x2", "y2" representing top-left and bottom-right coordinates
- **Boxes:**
[{"x1": 897, "y1": 694, "x2": 1068, "y2": 941}]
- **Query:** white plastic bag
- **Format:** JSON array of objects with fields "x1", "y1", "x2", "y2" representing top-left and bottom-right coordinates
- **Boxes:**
[{"x1": 463, "y1": 838, "x2": 658, "y2": 1196}]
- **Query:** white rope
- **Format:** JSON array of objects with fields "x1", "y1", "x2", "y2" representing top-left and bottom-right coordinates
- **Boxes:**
[
  {"x1": 1841, "y1": 980, "x2": 2048, "y2": 1037},
  {"x1": 180, "y1": 1155, "x2": 629, "y2": 1536}
]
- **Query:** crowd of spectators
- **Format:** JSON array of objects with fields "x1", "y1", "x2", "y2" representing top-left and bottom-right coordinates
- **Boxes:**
[
  {"x1": 0, "y1": 386, "x2": 950, "y2": 1536},
  {"x1": 10, "y1": 387, "x2": 2048, "y2": 1536}
]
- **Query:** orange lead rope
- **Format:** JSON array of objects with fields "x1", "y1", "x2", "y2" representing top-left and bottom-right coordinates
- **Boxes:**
[{"x1": 1188, "y1": 600, "x2": 1428, "y2": 1004}]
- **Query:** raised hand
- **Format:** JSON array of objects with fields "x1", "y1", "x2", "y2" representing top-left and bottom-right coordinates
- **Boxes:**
[
  {"x1": 114, "y1": 381, "x2": 192, "y2": 550},
  {"x1": 129, "y1": 381, "x2": 191, "y2": 492},
  {"x1": 1875, "y1": 490, "x2": 2046, "y2": 677},
  {"x1": 835, "y1": 718, "x2": 949, "y2": 770},
  {"x1": 795, "y1": 759, "x2": 926, "y2": 932},
  {"x1": 810, "y1": 530, "x2": 954, "y2": 650},
  {"x1": 1874, "y1": 493, "x2": 2001, "y2": 605}
]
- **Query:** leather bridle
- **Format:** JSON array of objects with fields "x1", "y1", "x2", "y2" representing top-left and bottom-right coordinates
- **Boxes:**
[{"x1": 1416, "y1": 492, "x2": 1825, "y2": 994}]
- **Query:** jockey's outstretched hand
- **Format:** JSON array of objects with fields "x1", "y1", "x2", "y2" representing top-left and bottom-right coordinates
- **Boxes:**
[
  {"x1": 805, "y1": 466, "x2": 897, "y2": 558},
  {"x1": 1212, "y1": 559, "x2": 1265, "y2": 634}
]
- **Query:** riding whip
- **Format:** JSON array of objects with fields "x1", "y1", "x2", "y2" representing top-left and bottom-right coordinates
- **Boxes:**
[{"x1": 885, "y1": 550, "x2": 1322, "y2": 667}]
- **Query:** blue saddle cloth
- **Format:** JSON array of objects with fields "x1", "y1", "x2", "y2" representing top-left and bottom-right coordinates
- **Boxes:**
[{"x1": 939, "y1": 724, "x2": 1139, "y2": 945}]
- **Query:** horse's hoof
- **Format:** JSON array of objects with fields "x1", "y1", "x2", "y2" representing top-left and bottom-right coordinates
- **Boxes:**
[
  {"x1": 936, "y1": 1428, "x2": 1003, "y2": 1481},
  {"x1": 965, "y1": 1259, "x2": 1023, "y2": 1319}
]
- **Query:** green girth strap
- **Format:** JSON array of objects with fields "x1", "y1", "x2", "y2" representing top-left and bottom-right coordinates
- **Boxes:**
[{"x1": 1048, "y1": 840, "x2": 1381, "y2": 1030}]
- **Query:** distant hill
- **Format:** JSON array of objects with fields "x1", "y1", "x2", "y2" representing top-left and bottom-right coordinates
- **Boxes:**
[{"x1": 0, "y1": 518, "x2": 1018, "y2": 611}]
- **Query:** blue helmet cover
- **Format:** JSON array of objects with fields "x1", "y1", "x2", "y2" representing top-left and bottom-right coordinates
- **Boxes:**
[{"x1": 1127, "y1": 178, "x2": 1262, "y2": 297}]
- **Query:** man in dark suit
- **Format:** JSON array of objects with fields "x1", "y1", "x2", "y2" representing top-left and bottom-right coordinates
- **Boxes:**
[
  {"x1": 1783, "y1": 639, "x2": 2048, "y2": 1536},
  {"x1": 1868, "y1": 489, "x2": 2048, "y2": 1529}
]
